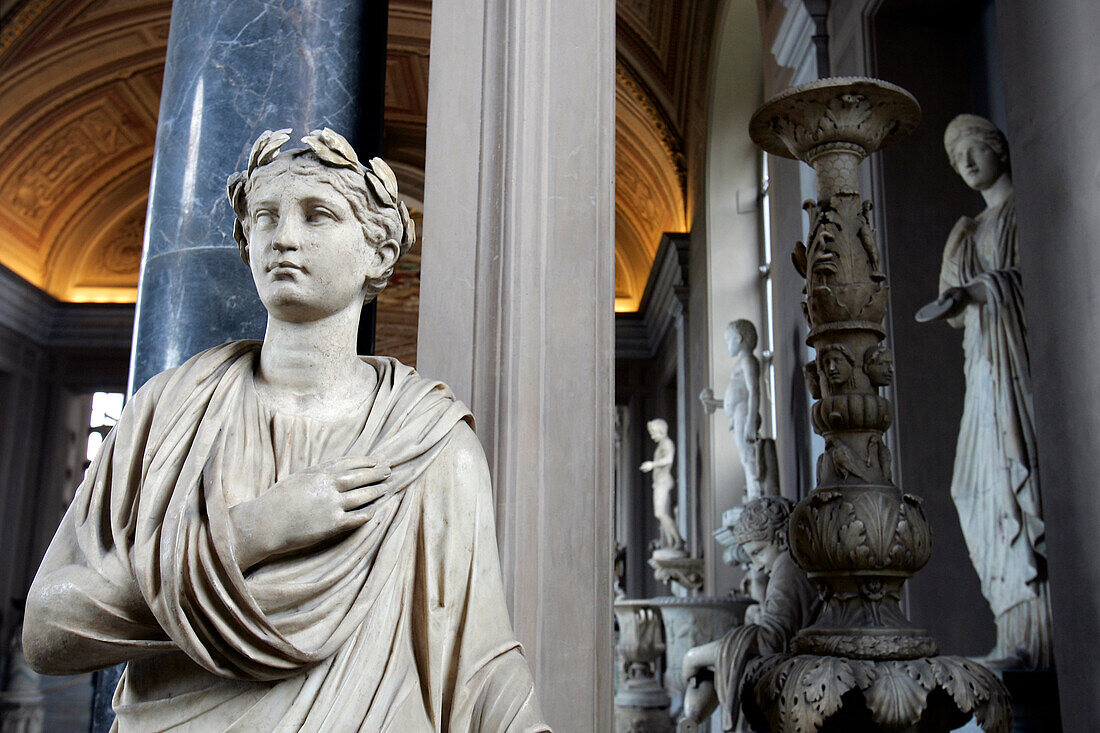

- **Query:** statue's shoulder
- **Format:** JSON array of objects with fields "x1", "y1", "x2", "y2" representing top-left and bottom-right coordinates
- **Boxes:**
[
  {"x1": 436, "y1": 420, "x2": 485, "y2": 471},
  {"x1": 131, "y1": 340, "x2": 261, "y2": 406}
]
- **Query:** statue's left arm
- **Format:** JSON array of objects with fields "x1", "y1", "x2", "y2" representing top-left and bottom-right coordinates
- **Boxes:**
[
  {"x1": 414, "y1": 422, "x2": 551, "y2": 732},
  {"x1": 742, "y1": 357, "x2": 762, "y2": 443},
  {"x1": 23, "y1": 371, "x2": 177, "y2": 674}
]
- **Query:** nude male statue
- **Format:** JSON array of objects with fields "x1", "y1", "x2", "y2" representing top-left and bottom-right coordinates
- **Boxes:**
[
  {"x1": 641, "y1": 418, "x2": 684, "y2": 552},
  {"x1": 701, "y1": 319, "x2": 777, "y2": 499}
]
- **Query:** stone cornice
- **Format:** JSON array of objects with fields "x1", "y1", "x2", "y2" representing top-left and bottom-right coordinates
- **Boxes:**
[
  {"x1": 0, "y1": 264, "x2": 133, "y2": 350},
  {"x1": 616, "y1": 232, "x2": 690, "y2": 359}
]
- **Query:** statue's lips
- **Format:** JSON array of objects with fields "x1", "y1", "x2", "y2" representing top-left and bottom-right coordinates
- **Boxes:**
[{"x1": 267, "y1": 261, "x2": 307, "y2": 275}]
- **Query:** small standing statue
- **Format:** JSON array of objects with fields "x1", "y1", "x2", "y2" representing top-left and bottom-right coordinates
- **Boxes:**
[
  {"x1": 700, "y1": 320, "x2": 778, "y2": 500},
  {"x1": 643, "y1": 419, "x2": 703, "y2": 591},
  {"x1": 641, "y1": 418, "x2": 684, "y2": 552},
  {"x1": 917, "y1": 113, "x2": 1052, "y2": 669},
  {"x1": 679, "y1": 497, "x2": 819, "y2": 732}
]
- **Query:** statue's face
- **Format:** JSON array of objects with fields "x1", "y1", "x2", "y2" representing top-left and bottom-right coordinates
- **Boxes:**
[
  {"x1": 725, "y1": 327, "x2": 742, "y2": 356},
  {"x1": 821, "y1": 352, "x2": 851, "y2": 385},
  {"x1": 952, "y1": 139, "x2": 1004, "y2": 192},
  {"x1": 867, "y1": 355, "x2": 894, "y2": 386},
  {"x1": 741, "y1": 538, "x2": 781, "y2": 573},
  {"x1": 245, "y1": 167, "x2": 377, "y2": 322},
  {"x1": 647, "y1": 421, "x2": 666, "y2": 441}
]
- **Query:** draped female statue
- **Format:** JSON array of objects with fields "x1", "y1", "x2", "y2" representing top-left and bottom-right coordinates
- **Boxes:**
[
  {"x1": 917, "y1": 113, "x2": 1052, "y2": 669},
  {"x1": 23, "y1": 129, "x2": 549, "y2": 730}
]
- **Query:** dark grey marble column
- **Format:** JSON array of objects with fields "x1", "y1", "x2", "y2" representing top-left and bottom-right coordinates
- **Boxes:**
[
  {"x1": 94, "y1": 2, "x2": 387, "y2": 730},
  {"x1": 129, "y1": 0, "x2": 376, "y2": 391}
]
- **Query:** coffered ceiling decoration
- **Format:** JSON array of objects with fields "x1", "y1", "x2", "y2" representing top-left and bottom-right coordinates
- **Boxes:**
[
  {"x1": 0, "y1": 0, "x2": 167, "y2": 302},
  {"x1": 0, "y1": 0, "x2": 432, "y2": 313}
]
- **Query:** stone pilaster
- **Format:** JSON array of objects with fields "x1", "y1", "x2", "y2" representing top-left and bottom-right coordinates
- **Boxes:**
[{"x1": 417, "y1": 0, "x2": 616, "y2": 729}]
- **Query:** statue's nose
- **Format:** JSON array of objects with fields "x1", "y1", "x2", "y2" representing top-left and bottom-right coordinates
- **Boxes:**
[{"x1": 272, "y1": 218, "x2": 303, "y2": 252}]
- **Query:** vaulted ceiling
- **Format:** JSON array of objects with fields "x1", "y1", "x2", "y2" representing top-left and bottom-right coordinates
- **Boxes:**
[
  {"x1": 0, "y1": 0, "x2": 715, "y2": 326},
  {"x1": 0, "y1": 0, "x2": 167, "y2": 303},
  {"x1": 615, "y1": 0, "x2": 717, "y2": 311}
]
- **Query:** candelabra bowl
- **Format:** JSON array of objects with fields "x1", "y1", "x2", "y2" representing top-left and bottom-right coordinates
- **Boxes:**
[{"x1": 749, "y1": 77, "x2": 921, "y2": 162}]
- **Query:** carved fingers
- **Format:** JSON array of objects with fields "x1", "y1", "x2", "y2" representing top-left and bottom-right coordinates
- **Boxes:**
[{"x1": 338, "y1": 465, "x2": 394, "y2": 513}]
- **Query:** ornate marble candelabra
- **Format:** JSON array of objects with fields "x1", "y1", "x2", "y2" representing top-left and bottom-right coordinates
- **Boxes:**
[{"x1": 740, "y1": 78, "x2": 1011, "y2": 731}]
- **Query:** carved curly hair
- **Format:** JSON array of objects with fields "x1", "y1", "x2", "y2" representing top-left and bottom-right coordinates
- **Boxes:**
[
  {"x1": 226, "y1": 128, "x2": 416, "y2": 302},
  {"x1": 731, "y1": 496, "x2": 794, "y2": 549}
]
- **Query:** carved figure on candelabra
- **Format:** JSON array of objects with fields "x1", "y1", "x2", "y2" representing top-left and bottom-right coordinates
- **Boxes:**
[
  {"x1": 679, "y1": 497, "x2": 818, "y2": 732},
  {"x1": 863, "y1": 345, "x2": 894, "y2": 388},
  {"x1": 818, "y1": 343, "x2": 858, "y2": 392},
  {"x1": 22, "y1": 128, "x2": 548, "y2": 730},
  {"x1": 700, "y1": 319, "x2": 779, "y2": 499},
  {"x1": 916, "y1": 113, "x2": 1052, "y2": 669}
]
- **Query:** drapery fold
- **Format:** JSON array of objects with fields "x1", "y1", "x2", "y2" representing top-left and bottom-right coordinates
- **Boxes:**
[
  {"x1": 939, "y1": 196, "x2": 1044, "y2": 613},
  {"x1": 714, "y1": 553, "x2": 819, "y2": 732}
]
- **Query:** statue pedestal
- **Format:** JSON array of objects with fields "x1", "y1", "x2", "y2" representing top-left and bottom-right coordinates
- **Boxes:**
[
  {"x1": 649, "y1": 549, "x2": 704, "y2": 592},
  {"x1": 649, "y1": 596, "x2": 753, "y2": 718}
]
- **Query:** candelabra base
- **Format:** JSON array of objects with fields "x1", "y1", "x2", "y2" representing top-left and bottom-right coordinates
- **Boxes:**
[{"x1": 741, "y1": 654, "x2": 1011, "y2": 733}]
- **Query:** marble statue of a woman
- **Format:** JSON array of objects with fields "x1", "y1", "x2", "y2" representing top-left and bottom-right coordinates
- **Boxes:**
[
  {"x1": 916, "y1": 113, "x2": 1052, "y2": 669},
  {"x1": 22, "y1": 129, "x2": 549, "y2": 730}
]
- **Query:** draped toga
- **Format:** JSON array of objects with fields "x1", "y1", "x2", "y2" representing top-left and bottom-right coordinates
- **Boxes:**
[
  {"x1": 30, "y1": 341, "x2": 548, "y2": 731},
  {"x1": 939, "y1": 193, "x2": 1051, "y2": 667}
]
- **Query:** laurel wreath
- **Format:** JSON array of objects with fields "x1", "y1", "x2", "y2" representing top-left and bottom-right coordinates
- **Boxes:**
[{"x1": 227, "y1": 127, "x2": 416, "y2": 258}]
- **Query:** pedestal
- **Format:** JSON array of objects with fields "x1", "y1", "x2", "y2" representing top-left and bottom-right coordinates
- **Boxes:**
[
  {"x1": 614, "y1": 600, "x2": 674, "y2": 733},
  {"x1": 649, "y1": 549, "x2": 705, "y2": 592}
]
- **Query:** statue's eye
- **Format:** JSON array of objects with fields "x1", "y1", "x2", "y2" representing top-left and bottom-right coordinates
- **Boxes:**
[
  {"x1": 254, "y1": 210, "x2": 277, "y2": 227},
  {"x1": 307, "y1": 206, "x2": 337, "y2": 224}
]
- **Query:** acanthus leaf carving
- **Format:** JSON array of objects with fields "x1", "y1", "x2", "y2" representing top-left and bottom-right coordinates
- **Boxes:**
[{"x1": 863, "y1": 661, "x2": 931, "y2": 729}]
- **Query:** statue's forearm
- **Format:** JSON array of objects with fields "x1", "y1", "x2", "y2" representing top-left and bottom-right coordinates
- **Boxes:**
[
  {"x1": 24, "y1": 564, "x2": 166, "y2": 674},
  {"x1": 229, "y1": 496, "x2": 281, "y2": 570}
]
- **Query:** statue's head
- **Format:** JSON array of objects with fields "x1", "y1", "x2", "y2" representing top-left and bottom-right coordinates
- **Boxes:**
[
  {"x1": 944, "y1": 114, "x2": 1010, "y2": 192},
  {"x1": 731, "y1": 496, "x2": 793, "y2": 572},
  {"x1": 646, "y1": 418, "x2": 668, "y2": 441},
  {"x1": 725, "y1": 319, "x2": 758, "y2": 356},
  {"x1": 863, "y1": 345, "x2": 894, "y2": 387},
  {"x1": 818, "y1": 343, "x2": 855, "y2": 387},
  {"x1": 227, "y1": 128, "x2": 416, "y2": 320}
]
